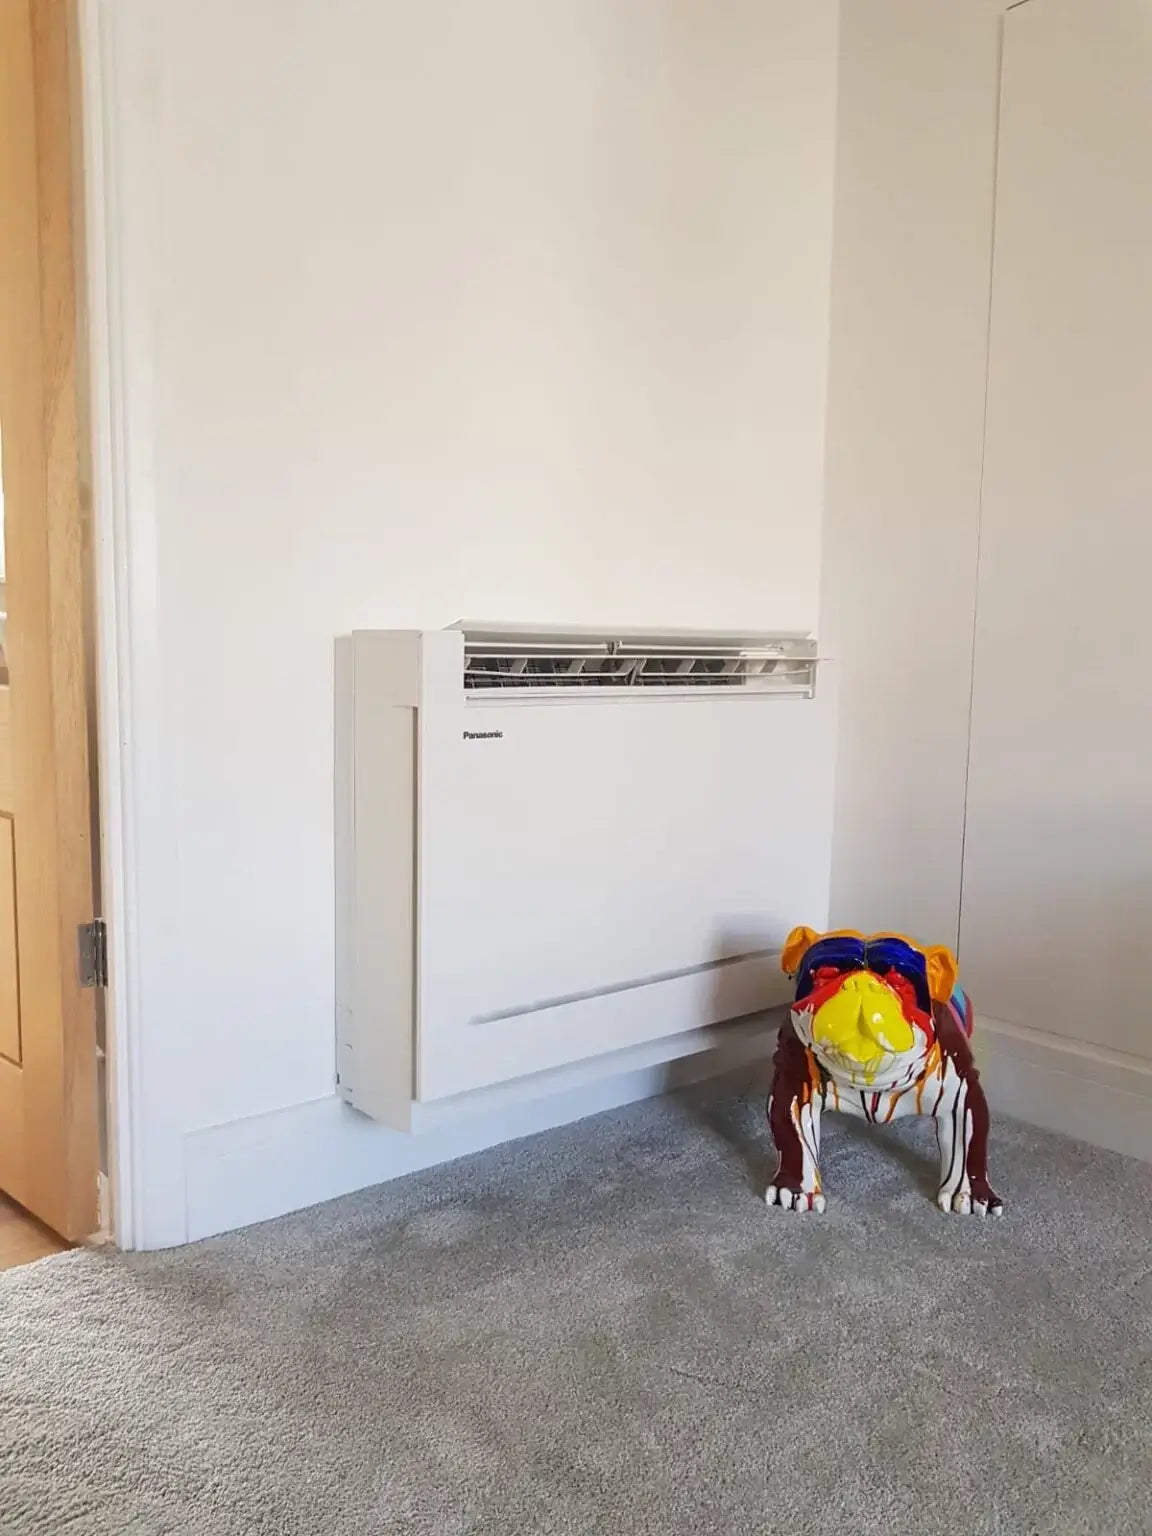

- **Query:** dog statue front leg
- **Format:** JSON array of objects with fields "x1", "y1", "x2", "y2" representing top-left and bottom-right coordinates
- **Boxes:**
[
  {"x1": 932, "y1": 1055, "x2": 1004, "y2": 1216},
  {"x1": 766, "y1": 1022, "x2": 825, "y2": 1213}
]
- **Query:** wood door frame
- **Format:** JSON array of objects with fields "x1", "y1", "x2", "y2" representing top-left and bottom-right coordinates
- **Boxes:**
[
  {"x1": 0, "y1": 0, "x2": 100, "y2": 1241},
  {"x1": 74, "y1": 0, "x2": 151, "y2": 1251}
]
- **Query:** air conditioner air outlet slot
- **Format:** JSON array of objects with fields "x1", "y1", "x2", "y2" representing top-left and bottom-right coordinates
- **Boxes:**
[{"x1": 455, "y1": 624, "x2": 819, "y2": 697}]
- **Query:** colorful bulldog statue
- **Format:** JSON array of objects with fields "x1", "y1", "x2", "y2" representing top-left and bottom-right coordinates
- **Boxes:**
[{"x1": 766, "y1": 927, "x2": 1003, "y2": 1216}]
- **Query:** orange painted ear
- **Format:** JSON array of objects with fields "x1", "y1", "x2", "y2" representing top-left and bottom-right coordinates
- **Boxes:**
[
  {"x1": 780, "y1": 925, "x2": 821, "y2": 977},
  {"x1": 924, "y1": 945, "x2": 959, "y2": 1004}
]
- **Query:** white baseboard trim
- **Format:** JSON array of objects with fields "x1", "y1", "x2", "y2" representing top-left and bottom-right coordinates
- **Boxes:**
[
  {"x1": 976, "y1": 1015, "x2": 1152, "y2": 1165},
  {"x1": 179, "y1": 1016, "x2": 778, "y2": 1247},
  {"x1": 175, "y1": 1012, "x2": 1150, "y2": 1248}
]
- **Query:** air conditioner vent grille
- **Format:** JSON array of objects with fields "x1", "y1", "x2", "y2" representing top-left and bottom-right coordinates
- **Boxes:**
[{"x1": 457, "y1": 627, "x2": 818, "y2": 697}]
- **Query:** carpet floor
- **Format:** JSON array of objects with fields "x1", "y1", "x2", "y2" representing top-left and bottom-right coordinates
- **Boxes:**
[{"x1": 1, "y1": 1084, "x2": 1150, "y2": 1536}]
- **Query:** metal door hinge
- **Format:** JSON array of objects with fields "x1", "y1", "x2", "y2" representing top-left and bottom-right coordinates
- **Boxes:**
[{"x1": 78, "y1": 920, "x2": 108, "y2": 989}]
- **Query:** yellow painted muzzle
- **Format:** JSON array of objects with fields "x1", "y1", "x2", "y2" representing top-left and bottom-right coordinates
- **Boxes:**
[{"x1": 812, "y1": 971, "x2": 916, "y2": 1070}]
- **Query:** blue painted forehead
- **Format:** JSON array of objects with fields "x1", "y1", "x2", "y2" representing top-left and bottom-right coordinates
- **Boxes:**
[{"x1": 794, "y1": 933, "x2": 930, "y2": 1004}]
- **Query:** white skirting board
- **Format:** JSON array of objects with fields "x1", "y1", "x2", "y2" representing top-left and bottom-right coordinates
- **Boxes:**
[
  {"x1": 976, "y1": 1016, "x2": 1152, "y2": 1166},
  {"x1": 173, "y1": 1011, "x2": 1151, "y2": 1248},
  {"x1": 179, "y1": 1016, "x2": 780, "y2": 1247}
]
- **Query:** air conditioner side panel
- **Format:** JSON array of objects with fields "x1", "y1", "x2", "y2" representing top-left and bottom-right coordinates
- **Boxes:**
[{"x1": 336, "y1": 632, "x2": 419, "y2": 1130}]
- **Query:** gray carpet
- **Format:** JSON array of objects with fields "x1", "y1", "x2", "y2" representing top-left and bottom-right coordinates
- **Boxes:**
[{"x1": 1, "y1": 1084, "x2": 1150, "y2": 1536}]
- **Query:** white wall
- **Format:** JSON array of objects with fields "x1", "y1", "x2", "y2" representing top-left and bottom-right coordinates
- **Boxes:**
[
  {"x1": 821, "y1": 0, "x2": 1003, "y2": 947},
  {"x1": 957, "y1": 0, "x2": 1152, "y2": 1155},
  {"x1": 88, "y1": 0, "x2": 841, "y2": 1247}
]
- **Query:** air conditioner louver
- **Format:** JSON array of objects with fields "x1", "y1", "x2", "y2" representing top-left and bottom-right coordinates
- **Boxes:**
[{"x1": 457, "y1": 626, "x2": 818, "y2": 697}]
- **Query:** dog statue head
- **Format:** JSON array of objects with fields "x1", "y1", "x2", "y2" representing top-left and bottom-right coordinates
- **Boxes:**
[{"x1": 781, "y1": 927, "x2": 959, "y2": 1092}]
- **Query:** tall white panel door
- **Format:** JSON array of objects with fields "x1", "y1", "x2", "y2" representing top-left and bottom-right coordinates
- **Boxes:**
[{"x1": 960, "y1": 0, "x2": 1152, "y2": 1056}]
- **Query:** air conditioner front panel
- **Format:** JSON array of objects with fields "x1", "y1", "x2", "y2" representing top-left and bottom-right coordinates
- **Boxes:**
[{"x1": 416, "y1": 683, "x2": 832, "y2": 1101}]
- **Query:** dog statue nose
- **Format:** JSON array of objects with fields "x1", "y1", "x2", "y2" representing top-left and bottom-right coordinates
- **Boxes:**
[
  {"x1": 812, "y1": 970, "x2": 915, "y2": 1062},
  {"x1": 839, "y1": 972, "x2": 891, "y2": 1027},
  {"x1": 840, "y1": 971, "x2": 884, "y2": 996}
]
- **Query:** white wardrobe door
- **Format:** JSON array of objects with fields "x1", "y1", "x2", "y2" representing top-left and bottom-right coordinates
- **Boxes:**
[{"x1": 960, "y1": 0, "x2": 1152, "y2": 1055}]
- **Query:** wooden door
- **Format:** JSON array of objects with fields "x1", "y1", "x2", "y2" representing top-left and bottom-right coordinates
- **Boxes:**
[
  {"x1": 0, "y1": 0, "x2": 100, "y2": 1241},
  {"x1": 960, "y1": 0, "x2": 1152, "y2": 1054}
]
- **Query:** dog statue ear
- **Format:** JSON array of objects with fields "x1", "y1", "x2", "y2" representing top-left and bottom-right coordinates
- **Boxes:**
[
  {"x1": 924, "y1": 945, "x2": 959, "y2": 1004},
  {"x1": 780, "y1": 926, "x2": 822, "y2": 977}
]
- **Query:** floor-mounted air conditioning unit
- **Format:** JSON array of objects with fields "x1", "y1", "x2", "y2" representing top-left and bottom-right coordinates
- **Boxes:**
[{"x1": 335, "y1": 624, "x2": 833, "y2": 1131}]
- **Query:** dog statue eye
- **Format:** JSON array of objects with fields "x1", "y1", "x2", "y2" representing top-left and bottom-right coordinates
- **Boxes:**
[
  {"x1": 882, "y1": 969, "x2": 922, "y2": 1008},
  {"x1": 812, "y1": 965, "x2": 843, "y2": 984}
]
